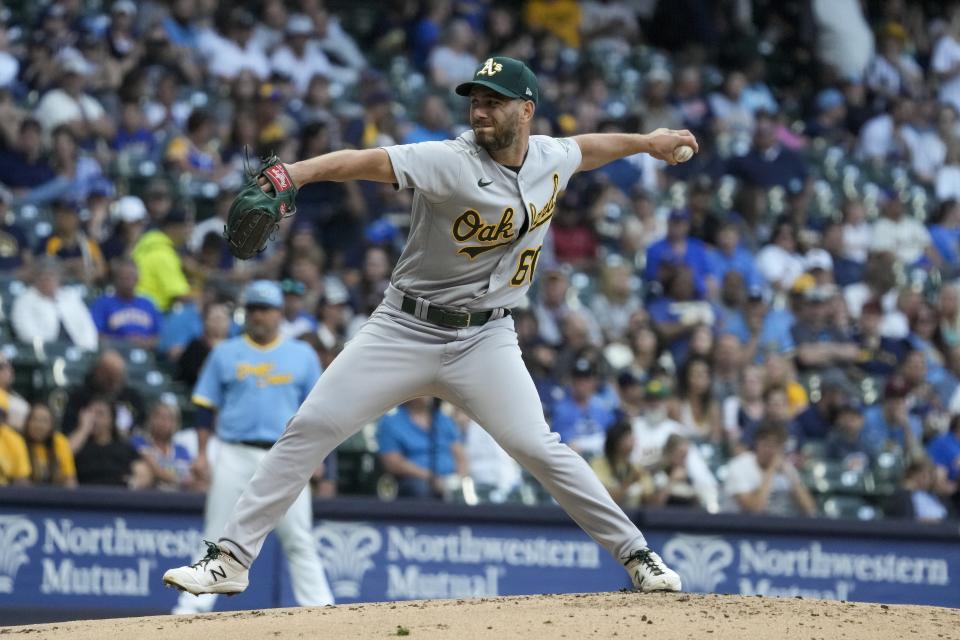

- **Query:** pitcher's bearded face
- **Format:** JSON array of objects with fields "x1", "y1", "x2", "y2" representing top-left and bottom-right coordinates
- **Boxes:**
[{"x1": 470, "y1": 88, "x2": 523, "y2": 152}]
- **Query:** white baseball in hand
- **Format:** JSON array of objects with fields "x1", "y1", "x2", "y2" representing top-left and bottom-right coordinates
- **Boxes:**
[{"x1": 673, "y1": 145, "x2": 694, "y2": 163}]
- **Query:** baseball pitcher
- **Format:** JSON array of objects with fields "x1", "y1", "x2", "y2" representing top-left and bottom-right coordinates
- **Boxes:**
[{"x1": 164, "y1": 56, "x2": 698, "y2": 597}]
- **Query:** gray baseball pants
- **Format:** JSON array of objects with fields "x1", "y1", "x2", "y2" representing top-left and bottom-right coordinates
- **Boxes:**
[{"x1": 219, "y1": 286, "x2": 647, "y2": 566}]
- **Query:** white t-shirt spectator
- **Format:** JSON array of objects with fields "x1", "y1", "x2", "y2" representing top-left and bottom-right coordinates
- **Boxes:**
[
  {"x1": 630, "y1": 415, "x2": 719, "y2": 512},
  {"x1": 756, "y1": 245, "x2": 805, "y2": 291},
  {"x1": 34, "y1": 89, "x2": 106, "y2": 133},
  {"x1": 842, "y1": 221, "x2": 872, "y2": 263},
  {"x1": 812, "y1": 0, "x2": 875, "y2": 79},
  {"x1": 198, "y1": 31, "x2": 270, "y2": 80},
  {"x1": 901, "y1": 125, "x2": 946, "y2": 183},
  {"x1": 865, "y1": 53, "x2": 922, "y2": 98},
  {"x1": 870, "y1": 215, "x2": 931, "y2": 265},
  {"x1": 11, "y1": 286, "x2": 98, "y2": 352},
  {"x1": 936, "y1": 164, "x2": 960, "y2": 201},
  {"x1": 933, "y1": 34, "x2": 960, "y2": 114},
  {"x1": 428, "y1": 46, "x2": 478, "y2": 89},
  {"x1": 271, "y1": 42, "x2": 357, "y2": 95},
  {"x1": 315, "y1": 16, "x2": 367, "y2": 71},
  {"x1": 721, "y1": 451, "x2": 805, "y2": 516},
  {"x1": 859, "y1": 113, "x2": 897, "y2": 161},
  {"x1": 462, "y1": 419, "x2": 522, "y2": 499},
  {"x1": 843, "y1": 284, "x2": 909, "y2": 338}
]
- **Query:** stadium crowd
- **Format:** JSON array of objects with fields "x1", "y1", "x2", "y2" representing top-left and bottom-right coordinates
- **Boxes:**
[{"x1": 0, "y1": 0, "x2": 959, "y2": 524}]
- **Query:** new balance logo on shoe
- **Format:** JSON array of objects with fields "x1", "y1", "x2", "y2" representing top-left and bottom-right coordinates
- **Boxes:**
[{"x1": 210, "y1": 566, "x2": 227, "y2": 582}]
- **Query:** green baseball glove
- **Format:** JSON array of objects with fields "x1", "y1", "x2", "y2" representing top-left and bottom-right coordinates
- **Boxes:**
[{"x1": 224, "y1": 154, "x2": 298, "y2": 260}]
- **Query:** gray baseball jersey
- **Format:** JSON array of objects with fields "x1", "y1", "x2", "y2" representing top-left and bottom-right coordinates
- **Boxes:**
[{"x1": 383, "y1": 131, "x2": 582, "y2": 309}]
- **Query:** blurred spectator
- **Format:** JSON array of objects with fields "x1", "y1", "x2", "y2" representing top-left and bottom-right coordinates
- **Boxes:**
[
  {"x1": 722, "y1": 422, "x2": 817, "y2": 517},
  {"x1": 377, "y1": 398, "x2": 467, "y2": 500},
  {"x1": 722, "y1": 365, "x2": 766, "y2": 445},
  {"x1": 22, "y1": 402, "x2": 76, "y2": 487},
  {"x1": 101, "y1": 195, "x2": 148, "y2": 261},
  {"x1": 854, "y1": 298, "x2": 908, "y2": 378},
  {"x1": 669, "y1": 356, "x2": 722, "y2": 443},
  {"x1": 165, "y1": 109, "x2": 226, "y2": 181},
  {"x1": 862, "y1": 376, "x2": 923, "y2": 460},
  {"x1": 33, "y1": 52, "x2": 113, "y2": 141},
  {"x1": 590, "y1": 260, "x2": 641, "y2": 342},
  {"x1": 927, "y1": 414, "x2": 960, "y2": 483},
  {"x1": 647, "y1": 266, "x2": 715, "y2": 365},
  {"x1": 428, "y1": 20, "x2": 478, "y2": 90},
  {"x1": 131, "y1": 401, "x2": 197, "y2": 491},
  {"x1": 726, "y1": 111, "x2": 808, "y2": 191},
  {"x1": 532, "y1": 265, "x2": 601, "y2": 347},
  {"x1": 812, "y1": 0, "x2": 875, "y2": 80},
  {"x1": 113, "y1": 99, "x2": 156, "y2": 157},
  {"x1": 928, "y1": 200, "x2": 960, "y2": 277},
  {"x1": 885, "y1": 458, "x2": 954, "y2": 522},
  {"x1": 806, "y1": 89, "x2": 849, "y2": 145},
  {"x1": 132, "y1": 209, "x2": 193, "y2": 313},
  {"x1": 314, "y1": 283, "x2": 353, "y2": 352},
  {"x1": 791, "y1": 285, "x2": 860, "y2": 373},
  {"x1": 821, "y1": 222, "x2": 864, "y2": 287},
  {"x1": 0, "y1": 391, "x2": 30, "y2": 486},
  {"x1": 638, "y1": 67, "x2": 683, "y2": 132},
  {"x1": 279, "y1": 279, "x2": 318, "y2": 339},
  {"x1": 791, "y1": 368, "x2": 855, "y2": 444},
  {"x1": 551, "y1": 356, "x2": 617, "y2": 458},
  {"x1": 62, "y1": 350, "x2": 144, "y2": 439},
  {"x1": 708, "y1": 218, "x2": 763, "y2": 292},
  {"x1": 0, "y1": 118, "x2": 55, "y2": 195},
  {"x1": 932, "y1": 6, "x2": 960, "y2": 115},
  {"x1": 271, "y1": 14, "x2": 358, "y2": 96},
  {"x1": 756, "y1": 220, "x2": 804, "y2": 292},
  {"x1": 35, "y1": 197, "x2": 106, "y2": 285},
  {"x1": 629, "y1": 378, "x2": 719, "y2": 512},
  {"x1": 176, "y1": 302, "x2": 232, "y2": 389},
  {"x1": 824, "y1": 400, "x2": 871, "y2": 467},
  {"x1": 866, "y1": 22, "x2": 923, "y2": 103},
  {"x1": 0, "y1": 354, "x2": 28, "y2": 431},
  {"x1": 652, "y1": 433, "x2": 708, "y2": 509},
  {"x1": 90, "y1": 259, "x2": 162, "y2": 348},
  {"x1": 162, "y1": 0, "x2": 202, "y2": 50},
  {"x1": 672, "y1": 65, "x2": 712, "y2": 137},
  {"x1": 590, "y1": 419, "x2": 657, "y2": 509},
  {"x1": 643, "y1": 209, "x2": 711, "y2": 297},
  {"x1": 457, "y1": 410, "x2": 522, "y2": 503},
  {"x1": 200, "y1": 8, "x2": 269, "y2": 81},
  {"x1": 70, "y1": 398, "x2": 149, "y2": 488},
  {"x1": 708, "y1": 70, "x2": 754, "y2": 145},
  {"x1": 859, "y1": 97, "x2": 913, "y2": 164},
  {"x1": 840, "y1": 199, "x2": 872, "y2": 265},
  {"x1": 10, "y1": 257, "x2": 98, "y2": 351},
  {"x1": 402, "y1": 94, "x2": 454, "y2": 144}
]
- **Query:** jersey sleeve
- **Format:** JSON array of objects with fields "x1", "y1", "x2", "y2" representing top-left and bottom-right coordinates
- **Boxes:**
[
  {"x1": 192, "y1": 346, "x2": 224, "y2": 409},
  {"x1": 553, "y1": 137, "x2": 583, "y2": 190},
  {"x1": 382, "y1": 141, "x2": 463, "y2": 203}
]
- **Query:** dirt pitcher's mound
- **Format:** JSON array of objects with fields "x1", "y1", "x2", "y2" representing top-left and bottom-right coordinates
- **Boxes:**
[{"x1": 6, "y1": 592, "x2": 960, "y2": 640}]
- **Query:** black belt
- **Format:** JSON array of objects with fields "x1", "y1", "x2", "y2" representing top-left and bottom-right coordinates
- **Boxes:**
[
  {"x1": 234, "y1": 440, "x2": 274, "y2": 450},
  {"x1": 399, "y1": 295, "x2": 509, "y2": 329}
]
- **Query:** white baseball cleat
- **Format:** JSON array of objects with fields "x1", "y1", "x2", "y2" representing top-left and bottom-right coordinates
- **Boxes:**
[
  {"x1": 163, "y1": 540, "x2": 249, "y2": 596},
  {"x1": 623, "y1": 547, "x2": 682, "y2": 592}
]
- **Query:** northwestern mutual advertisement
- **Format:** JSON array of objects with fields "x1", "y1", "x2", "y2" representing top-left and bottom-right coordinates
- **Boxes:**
[{"x1": 0, "y1": 508, "x2": 957, "y2": 620}]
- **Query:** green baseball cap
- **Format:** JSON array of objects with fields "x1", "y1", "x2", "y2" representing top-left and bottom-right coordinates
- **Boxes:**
[{"x1": 455, "y1": 56, "x2": 539, "y2": 104}]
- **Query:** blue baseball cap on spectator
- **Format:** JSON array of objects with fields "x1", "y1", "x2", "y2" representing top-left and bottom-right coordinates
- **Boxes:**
[
  {"x1": 815, "y1": 88, "x2": 844, "y2": 112},
  {"x1": 244, "y1": 280, "x2": 283, "y2": 308},
  {"x1": 668, "y1": 209, "x2": 690, "y2": 222}
]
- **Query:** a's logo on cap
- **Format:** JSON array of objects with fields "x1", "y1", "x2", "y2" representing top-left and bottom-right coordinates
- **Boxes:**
[{"x1": 477, "y1": 58, "x2": 503, "y2": 77}]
